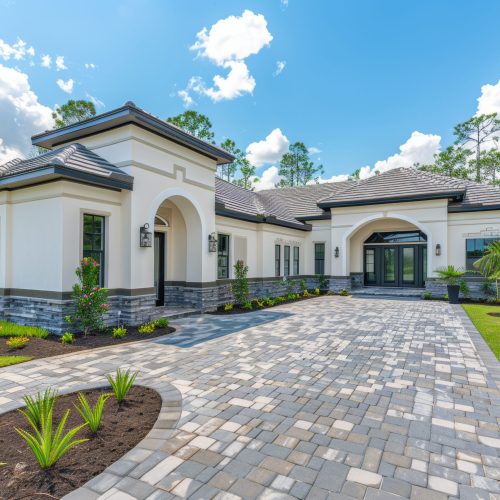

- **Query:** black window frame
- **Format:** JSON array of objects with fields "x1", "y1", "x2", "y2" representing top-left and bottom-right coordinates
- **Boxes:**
[
  {"x1": 284, "y1": 245, "x2": 290, "y2": 276},
  {"x1": 275, "y1": 244, "x2": 281, "y2": 277},
  {"x1": 83, "y1": 213, "x2": 106, "y2": 287},
  {"x1": 314, "y1": 243, "x2": 325, "y2": 275},
  {"x1": 293, "y1": 246, "x2": 300, "y2": 275},
  {"x1": 217, "y1": 234, "x2": 230, "y2": 279},
  {"x1": 466, "y1": 238, "x2": 499, "y2": 271}
]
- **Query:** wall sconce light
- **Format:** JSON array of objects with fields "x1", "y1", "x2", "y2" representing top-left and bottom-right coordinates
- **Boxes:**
[
  {"x1": 435, "y1": 243, "x2": 441, "y2": 256},
  {"x1": 139, "y1": 223, "x2": 152, "y2": 247},
  {"x1": 208, "y1": 232, "x2": 218, "y2": 252},
  {"x1": 334, "y1": 246, "x2": 340, "y2": 258}
]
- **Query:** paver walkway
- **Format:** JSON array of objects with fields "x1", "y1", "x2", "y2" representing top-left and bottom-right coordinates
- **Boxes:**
[{"x1": 1, "y1": 296, "x2": 500, "y2": 500}]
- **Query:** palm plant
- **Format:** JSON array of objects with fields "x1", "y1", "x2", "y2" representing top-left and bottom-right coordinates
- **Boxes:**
[
  {"x1": 74, "y1": 392, "x2": 112, "y2": 433},
  {"x1": 474, "y1": 241, "x2": 500, "y2": 301},
  {"x1": 107, "y1": 368, "x2": 138, "y2": 404},
  {"x1": 20, "y1": 388, "x2": 58, "y2": 429},
  {"x1": 434, "y1": 265, "x2": 465, "y2": 285}
]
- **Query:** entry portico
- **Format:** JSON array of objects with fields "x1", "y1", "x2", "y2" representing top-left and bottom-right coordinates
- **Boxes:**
[{"x1": 0, "y1": 101, "x2": 499, "y2": 331}]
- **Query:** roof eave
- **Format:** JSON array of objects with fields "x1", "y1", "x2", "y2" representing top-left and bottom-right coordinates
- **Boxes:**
[
  {"x1": 216, "y1": 207, "x2": 311, "y2": 231},
  {"x1": 32, "y1": 104, "x2": 235, "y2": 165},
  {"x1": 448, "y1": 203, "x2": 500, "y2": 213}
]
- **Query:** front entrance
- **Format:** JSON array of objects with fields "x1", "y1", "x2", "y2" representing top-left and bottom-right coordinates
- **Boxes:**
[
  {"x1": 154, "y1": 232, "x2": 165, "y2": 306},
  {"x1": 363, "y1": 231, "x2": 427, "y2": 288}
]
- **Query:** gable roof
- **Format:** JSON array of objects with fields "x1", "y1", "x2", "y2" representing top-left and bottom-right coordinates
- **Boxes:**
[
  {"x1": 317, "y1": 168, "x2": 466, "y2": 208},
  {"x1": 0, "y1": 143, "x2": 133, "y2": 191},
  {"x1": 32, "y1": 102, "x2": 235, "y2": 165}
]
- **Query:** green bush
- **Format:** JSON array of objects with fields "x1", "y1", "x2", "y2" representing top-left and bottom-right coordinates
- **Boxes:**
[
  {"x1": 154, "y1": 318, "x2": 169, "y2": 329},
  {"x1": 339, "y1": 289, "x2": 349, "y2": 296},
  {"x1": 317, "y1": 275, "x2": 329, "y2": 290},
  {"x1": 138, "y1": 321, "x2": 156, "y2": 334},
  {"x1": 74, "y1": 392, "x2": 111, "y2": 433},
  {"x1": 299, "y1": 279, "x2": 307, "y2": 293},
  {"x1": 255, "y1": 299, "x2": 265, "y2": 308},
  {"x1": 20, "y1": 388, "x2": 58, "y2": 429},
  {"x1": 112, "y1": 327, "x2": 127, "y2": 339},
  {"x1": 422, "y1": 291, "x2": 432, "y2": 300},
  {"x1": 0, "y1": 321, "x2": 48, "y2": 339},
  {"x1": 61, "y1": 332, "x2": 75, "y2": 345},
  {"x1": 107, "y1": 368, "x2": 138, "y2": 404},
  {"x1": 459, "y1": 279, "x2": 470, "y2": 298},
  {"x1": 16, "y1": 408, "x2": 88, "y2": 469},
  {"x1": 224, "y1": 303, "x2": 234, "y2": 312},
  {"x1": 6, "y1": 336, "x2": 29, "y2": 349},
  {"x1": 314, "y1": 288, "x2": 321, "y2": 296},
  {"x1": 242, "y1": 301, "x2": 253, "y2": 310},
  {"x1": 231, "y1": 260, "x2": 249, "y2": 305},
  {"x1": 443, "y1": 293, "x2": 449, "y2": 301}
]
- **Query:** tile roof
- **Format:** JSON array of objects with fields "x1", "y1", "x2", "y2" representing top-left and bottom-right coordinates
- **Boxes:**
[
  {"x1": 0, "y1": 143, "x2": 133, "y2": 190},
  {"x1": 448, "y1": 180, "x2": 500, "y2": 211}
]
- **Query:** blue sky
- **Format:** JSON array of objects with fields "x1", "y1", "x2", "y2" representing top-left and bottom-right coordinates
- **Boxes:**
[{"x1": 1, "y1": 0, "x2": 500, "y2": 187}]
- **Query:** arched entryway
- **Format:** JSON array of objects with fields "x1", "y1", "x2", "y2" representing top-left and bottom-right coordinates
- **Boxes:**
[{"x1": 150, "y1": 192, "x2": 203, "y2": 306}]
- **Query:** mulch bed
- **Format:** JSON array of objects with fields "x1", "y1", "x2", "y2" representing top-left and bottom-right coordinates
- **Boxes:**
[
  {"x1": 0, "y1": 386, "x2": 161, "y2": 499},
  {"x1": 488, "y1": 312, "x2": 500, "y2": 317},
  {"x1": 0, "y1": 325, "x2": 175, "y2": 362}
]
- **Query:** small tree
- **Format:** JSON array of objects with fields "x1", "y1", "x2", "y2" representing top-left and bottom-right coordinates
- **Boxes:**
[
  {"x1": 231, "y1": 260, "x2": 249, "y2": 305},
  {"x1": 69, "y1": 258, "x2": 109, "y2": 336},
  {"x1": 474, "y1": 241, "x2": 500, "y2": 301},
  {"x1": 52, "y1": 100, "x2": 96, "y2": 129},
  {"x1": 166, "y1": 110, "x2": 215, "y2": 142}
]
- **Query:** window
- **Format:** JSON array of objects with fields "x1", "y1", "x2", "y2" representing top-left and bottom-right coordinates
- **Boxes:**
[
  {"x1": 466, "y1": 238, "x2": 499, "y2": 271},
  {"x1": 83, "y1": 214, "x2": 105, "y2": 287},
  {"x1": 218, "y1": 234, "x2": 230, "y2": 279},
  {"x1": 275, "y1": 244, "x2": 281, "y2": 277},
  {"x1": 364, "y1": 231, "x2": 427, "y2": 244},
  {"x1": 314, "y1": 243, "x2": 325, "y2": 275},
  {"x1": 293, "y1": 246, "x2": 300, "y2": 275},
  {"x1": 284, "y1": 246, "x2": 290, "y2": 276}
]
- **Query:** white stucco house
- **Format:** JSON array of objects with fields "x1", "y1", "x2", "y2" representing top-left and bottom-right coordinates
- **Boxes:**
[{"x1": 0, "y1": 101, "x2": 499, "y2": 331}]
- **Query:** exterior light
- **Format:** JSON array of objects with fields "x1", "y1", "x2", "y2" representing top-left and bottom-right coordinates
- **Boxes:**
[
  {"x1": 140, "y1": 223, "x2": 152, "y2": 247},
  {"x1": 334, "y1": 246, "x2": 340, "y2": 258},
  {"x1": 435, "y1": 243, "x2": 441, "y2": 256},
  {"x1": 208, "y1": 232, "x2": 218, "y2": 252}
]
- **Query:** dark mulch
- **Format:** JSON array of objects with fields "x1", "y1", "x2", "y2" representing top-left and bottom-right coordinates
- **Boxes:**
[
  {"x1": 488, "y1": 312, "x2": 500, "y2": 317},
  {"x1": 0, "y1": 325, "x2": 175, "y2": 362},
  {"x1": 0, "y1": 386, "x2": 161, "y2": 500},
  {"x1": 208, "y1": 292, "x2": 328, "y2": 315}
]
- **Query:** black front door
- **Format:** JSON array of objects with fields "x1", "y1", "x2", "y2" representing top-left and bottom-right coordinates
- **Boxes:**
[
  {"x1": 364, "y1": 245, "x2": 426, "y2": 287},
  {"x1": 154, "y1": 232, "x2": 165, "y2": 306}
]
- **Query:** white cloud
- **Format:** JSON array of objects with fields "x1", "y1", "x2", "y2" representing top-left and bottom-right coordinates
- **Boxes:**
[
  {"x1": 359, "y1": 131, "x2": 441, "y2": 179},
  {"x1": 281, "y1": 0, "x2": 289, "y2": 7},
  {"x1": 190, "y1": 10, "x2": 272, "y2": 65},
  {"x1": 0, "y1": 138, "x2": 22, "y2": 164},
  {"x1": 308, "y1": 146, "x2": 321, "y2": 155},
  {"x1": 85, "y1": 63, "x2": 96, "y2": 69},
  {"x1": 182, "y1": 10, "x2": 272, "y2": 103},
  {"x1": 0, "y1": 38, "x2": 35, "y2": 61},
  {"x1": 57, "y1": 78, "x2": 74, "y2": 94},
  {"x1": 41, "y1": 54, "x2": 52, "y2": 68},
  {"x1": 310, "y1": 174, "x2": 349, "y2": 184},
  {"x1": 477, "y1": 79, "x2": 500, "y2": 115},
  {"x1": 55, "y1": 55, "x2": 67, "y2": 71},
  {"x1": 86, "y1": 93, "x2": 105, "y2": 108},
  {"x1": 253, "y1": 165, "x2": 282, "y2": 191},
  {"x1": 246, "y1": 128, "x2": 290, "y2": 167},
  {"x1": 0, "y1": 64, "x2": 53, "y2": 159},
  {"x1": 274, "y1": 60, "x2": 286, "y2": 76}
]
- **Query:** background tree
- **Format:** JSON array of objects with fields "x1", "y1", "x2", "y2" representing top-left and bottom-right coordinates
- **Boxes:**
[
  {"x1": 233, "y1": 157, "x2": 256, "y2": 190},
  {"x1": 218, "y1": 139, "x2": 240, "y2": 182},
  {"x1": 277, "y1": 142, "x2": 324, "y2": 187},
  {"x1": 52, "y1": 100, "x2": 96, "y2": 129},
  {"x1": 454, "y1": 113, "x2": 500, "y2": 182},
  {"x1": 349, "y1": 168, "x2": 361, "y2": 181},
  {"x1": 166, "y1": 110, "x2": 214, "y2": 142},
  {"x1": 419, "y1": 146, "x2": 471, "y2": 179},
  {"x1": 473, "y1": 149, "x2": 500, "y2": 185}
]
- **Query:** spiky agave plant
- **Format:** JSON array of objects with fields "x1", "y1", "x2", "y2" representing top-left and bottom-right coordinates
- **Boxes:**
[
  {"x1": 74, "y1": 392, "x2": 112, "y2": 433},
  {"x1": 20, "y1": 388, "x2": 58, "y2": 429},
  {"x1": 106, "y1": 368, "x2": 138, "y2": 404}
]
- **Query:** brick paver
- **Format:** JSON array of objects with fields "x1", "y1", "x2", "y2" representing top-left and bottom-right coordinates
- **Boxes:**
[{"x1": 0, "y1": 296, "x2": 499, "y2": 499}]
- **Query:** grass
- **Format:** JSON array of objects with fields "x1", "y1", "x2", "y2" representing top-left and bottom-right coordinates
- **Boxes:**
[
  {"x1": 462, "y1": 303, "x2": 500, "y2": 360},
  {"x1": 0, "y1": 356, "x2": 33, "y2": 367},
  {"x1": 0, "y1": 320, "x2": 48, "y2": 339}
]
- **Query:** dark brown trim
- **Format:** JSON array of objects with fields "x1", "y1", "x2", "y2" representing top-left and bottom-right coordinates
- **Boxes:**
[
  {"x1": 448, "y1": 204, "x2": 500, "y2": 213},
  {"x1": 0, "y1": 287, "x2": 156, "y2": 300},
  {"x1": 295, "y1": 214, "x2": 331, "y2": 221},
  {"x1": 216, "y1": 208, "x2": 312, "y2": 231}
]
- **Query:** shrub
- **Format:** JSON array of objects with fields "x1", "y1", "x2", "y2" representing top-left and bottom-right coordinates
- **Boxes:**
[
  {"x1": 480, "y1": 279, "x2": 494, "y2": 296},
  {"x1": 112, "y1": 327, "x2": 127, "y2": 339},
  {"x1": 255, "y1": 299, "x2": 265, "y2": 308},
  {"x1": 317, "y1": 275, "x2": 329, "y2": 290},
  {"x1": 107, "y1": 368, "x2": 138, "y2": 404},
  {"x1": 69, "y1": 257, "x2": 109, "y2": 336},
  {"x1": 224, "y1": 303, "x2": 234, "y2": 312},
  {"x1": 459, "y1": 279, "x2": 470, "y2": 298},
  {"x1": 231, "y1": 260, "x2": 249, "y2": 305},
  {"x1": 299, "y1": 279, "x2": 307, "y2": 293},
  {"x1": 0, "y1": 321, "x2": 48, "y2": 339},
  {"x1": 61, "y1": 332, "x2": 75, "y2": 345},
  {"x1": 314, "y1": 288, "x2": 321, "y2": 296},
  {"x1": 20, "y1": 388, "x2": 58, "y2": 429},
  {"x1": 74, "y1": 392, "x2": 111, "y2": 433},
  {"x1": 16, "y1": 408, "x2": 88, "y2": 469},
  {"x1": 138, "y1": 321, "x2": 156, "y2": 334},
  {"x1": 154, "y1": 317, "x2": 169, "y2": 329},
  {"x1": 286, "y1": 293, "x2": 295, "y2": 301},
  {"x1": 486, "y1": 295, "x2": 500, "y2": 304},
  {"x1": 339, "y1": 289, "x2": 349, "y2": 296},
  {"x1": 6, "y1": 336, "x2": 29, "y2": 349},
  {"x1": 422, "y1": 291, "x2": 432, "y2": 300},
  {"x1": 242, "y1": 301, "x2": 253, "y2": 310},
  {"x1": 303, "y1": 289, "x2": 311, "y2": 297},
  {"x1": 434, "y1": 265, "x2": 465, "y2": 286},
  {"x1": 443, "y1": 293, "x2": 449, "y2": 301}
]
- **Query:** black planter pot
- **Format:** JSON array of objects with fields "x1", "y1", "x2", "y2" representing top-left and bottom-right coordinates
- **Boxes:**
[{"x1": 447, "y1": 284, "x2": 460, "y2": 304}]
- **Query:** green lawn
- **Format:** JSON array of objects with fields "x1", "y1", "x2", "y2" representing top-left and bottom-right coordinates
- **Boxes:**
[
  {"x1": 0, "y1": 356, "x2": 33, "y2": 367},
  {"x1": 0, "y1": 320, "x2": 48, "y2": 338},
  {"x1": 462, "y1": 304, "x2": 500, "y2": 360}
]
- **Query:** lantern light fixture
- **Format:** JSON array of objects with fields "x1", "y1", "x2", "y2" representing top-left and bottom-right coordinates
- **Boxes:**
[
  {"x1": 435, "y1": 243, "x2": 441, "y2": 256},
  {"x1": 208, "y1": 232, "x2": 218, "y2": 252},
  {"x1": 334, "y1": 246, "x2": 340, "y2": 258},
  {"x1": 140, "y1": 223, "x2": 152, "y2": 247}
]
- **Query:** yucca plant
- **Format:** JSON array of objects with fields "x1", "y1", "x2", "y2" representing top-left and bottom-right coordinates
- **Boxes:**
[
  {"x1": 106, "y1": 368, "x2": 138, "y2": 404},
  {"x1": 20, "y1": 388, "x2": 58, "y2": 429},
  {"x1": 74, "y1": 392, "x2": 111, "y2": 433},
  {"x1": 16, "y1": 408, "x2": 88, "y2": 469}
]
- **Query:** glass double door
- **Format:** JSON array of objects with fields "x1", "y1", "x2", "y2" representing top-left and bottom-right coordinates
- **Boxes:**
[{"x1": 364, "y1": 245, "x2": 426, "y2": 287}]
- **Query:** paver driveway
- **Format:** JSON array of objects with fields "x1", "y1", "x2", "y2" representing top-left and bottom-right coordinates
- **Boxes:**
[{"x1": 1, "y1": 296, "x2": 500, "y2": 500}]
